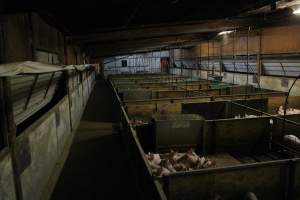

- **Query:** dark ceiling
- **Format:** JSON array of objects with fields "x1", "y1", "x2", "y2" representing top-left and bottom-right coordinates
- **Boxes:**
[
  {"x1": 3, "y1": 0, "x2": 292, "y2": 58},
  {"x1": 3, "y1": 0, "x2": 278, "y2": 34}
]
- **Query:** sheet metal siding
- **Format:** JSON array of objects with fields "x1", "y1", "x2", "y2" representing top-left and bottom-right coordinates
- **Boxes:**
[{"x1": 11, "y1": 72, "x2": 63, "y2": 125}]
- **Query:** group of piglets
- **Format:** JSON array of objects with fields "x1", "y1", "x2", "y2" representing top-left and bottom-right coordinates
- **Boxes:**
[
  {"x1": 145, "y1": 149, "x2": 215, "y2": 177},
  {"x1": 278, "y1": 106, "x2": 300, "y2": 115},
  {"x1": 129, "y1": 119, "x2": 147, "y2": 126},
  {"x1": 234, "y1": 114, "x2": 258, "y2": 119}
]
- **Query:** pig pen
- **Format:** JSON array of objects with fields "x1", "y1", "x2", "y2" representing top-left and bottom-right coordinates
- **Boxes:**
[
  {"x1": 110, "y1": 76, "x2": 300, "y2": 200},
  {"x1": 109, "y1": 73, "x2": 181, "y2": 81},
  {"x1": 124, "y1": 91, "x2": 288, "y2": 126},
  {"x1": 114, "y1": 80, "x2": 216, "y2": 91},
  {"x1": 137, "y1": 113, "x2": 300, "y2": 200},
  {"x1": 133, "y1": 98, "x2": 270, "y2": 152},
  {"x1": 115, "y1": 80, "x2": 215, "y2": 101},
  {"x1": 116, "y1": 79, "x2": 287, "y2": 100},
  {"x1": 110, "y1": 75, "x2": 189, "y2": 86},
  {"x1": 111, "y1": 78, "x2": 167, "y2": 200},
  {"x1": 118, "y1": 85, "x2": 259, "y2": 101}
]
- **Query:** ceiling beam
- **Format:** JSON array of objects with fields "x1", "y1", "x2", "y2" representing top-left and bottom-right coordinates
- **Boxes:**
[
  {"x1": 89, "y1": 44, "x2": 193, "y2": 59},
  {"x1": 85, "y1": 34, "x2": 201, "y2": 57},
  {"x1": 69, "y1": 18, "x2": 254, "y2": 45}
]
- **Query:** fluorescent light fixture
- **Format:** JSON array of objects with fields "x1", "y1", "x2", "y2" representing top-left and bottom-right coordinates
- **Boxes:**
[
  {"x1": 218, "y1": 30, "x2": 234, "y2": 36},
  {"x1": 293, "y1": 8, "x2": 300, "y2": 15}
]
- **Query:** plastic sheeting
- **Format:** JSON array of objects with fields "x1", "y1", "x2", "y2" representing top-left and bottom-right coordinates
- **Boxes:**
[{"x1": 0, "y1": 61, "x2": 92, "y2": 77}]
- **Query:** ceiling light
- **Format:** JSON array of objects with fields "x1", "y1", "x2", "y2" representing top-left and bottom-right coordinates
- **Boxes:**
[
  {"x1": 218, "y1": 30, "x2": 234, "y2": 36},
  {"x1": 293, "y1": 7, "x2": 300, "y2": 15}
]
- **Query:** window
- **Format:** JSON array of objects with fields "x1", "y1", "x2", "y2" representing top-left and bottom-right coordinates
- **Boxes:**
[
  {"x1": 263, "y1": 59, "x2": 300, "y2": 77},
  {"x1": 122, "y1": 60, "x2": 127, "y2": 67}
]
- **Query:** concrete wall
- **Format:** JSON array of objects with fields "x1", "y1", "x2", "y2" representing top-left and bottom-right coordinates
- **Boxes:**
[
  {"x1": 0, "y1": 70, "x2": 96, "y2": 200},
  {"x1": 0, "y1": 149, "x2": 16, "y2": 200}
]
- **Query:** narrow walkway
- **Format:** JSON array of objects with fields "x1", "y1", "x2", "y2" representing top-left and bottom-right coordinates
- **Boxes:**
[{"x1": 51, "y1": 80, "x2": 137, "y2": 200}]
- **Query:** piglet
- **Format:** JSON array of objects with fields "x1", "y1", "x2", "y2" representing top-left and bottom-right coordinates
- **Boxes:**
[{"x1": 284, "y1": 134, "x2": 300, "y2": 146}]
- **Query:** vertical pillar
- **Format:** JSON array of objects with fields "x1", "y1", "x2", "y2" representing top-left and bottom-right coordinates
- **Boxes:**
[{"x1": 257, "y1": 30, "x2": 262, "y2": 86}]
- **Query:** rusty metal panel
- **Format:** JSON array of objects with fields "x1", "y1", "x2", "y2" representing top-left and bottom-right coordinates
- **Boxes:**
[
  {"x1": 0, "y1": 149, "x2": 17, "y2": 200},
  {"x1": 153, "y1": 114, "x2": 204, "y2": 152},
  {"x1": 166, "y1": 161, "x2": 289, "y2": 200},
  {"x1": 19, "y1": 113, "x2": 58, "y2": 200}
]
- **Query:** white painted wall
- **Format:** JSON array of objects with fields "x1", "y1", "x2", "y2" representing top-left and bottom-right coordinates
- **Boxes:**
[
  {"x1": 170, "y1": 68, "x2": 300, "y2": 96},
  {"x1": 104, "y1": 51, "x2": 170, "y2": 76}
]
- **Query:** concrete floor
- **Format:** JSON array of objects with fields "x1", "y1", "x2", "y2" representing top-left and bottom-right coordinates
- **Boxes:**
[{"x1": 51, "y1": 80, "x2": 138, "y2": 200}]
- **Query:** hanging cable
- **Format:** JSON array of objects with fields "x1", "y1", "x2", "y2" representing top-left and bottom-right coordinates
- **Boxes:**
[{"x1": 282, "y1": 74, "x2": 300, "y2": 142}]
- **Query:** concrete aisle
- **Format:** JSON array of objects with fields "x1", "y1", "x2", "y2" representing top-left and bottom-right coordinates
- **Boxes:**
[{"x1": 51, "y1": 79, "x2": 138, "y2": 200}]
